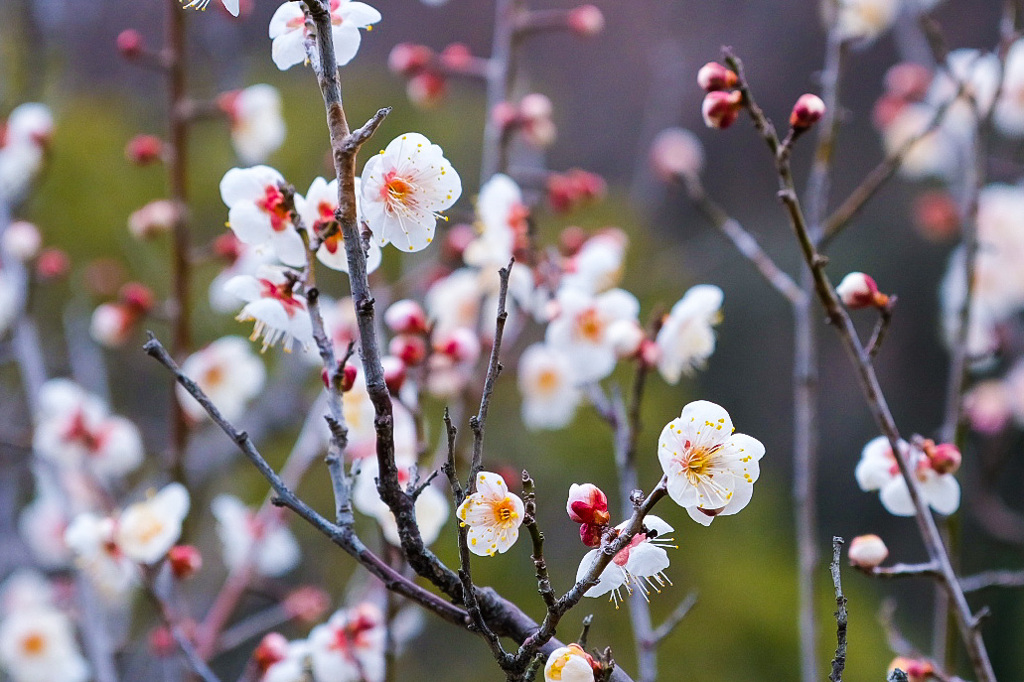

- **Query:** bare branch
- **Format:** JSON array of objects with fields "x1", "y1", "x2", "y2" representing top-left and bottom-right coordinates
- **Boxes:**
[
  {"x1": 829, "y1": 538, "x2": 848, "y2": 682},
  {"x1": 648, "y1": 592, "x2": 698, "y2": 645}
]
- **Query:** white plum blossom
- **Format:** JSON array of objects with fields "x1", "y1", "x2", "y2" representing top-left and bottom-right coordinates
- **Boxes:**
[
  {"x1": 455, "y1": 472, "x2": 525, "y2": 557},
  {"x1": 545, "y1": 287, "x2": 640, "y2": 384},
  {"x1": 833, "y1": 0, "x2": 899, "y2": 43},
  {"x1": 560, "y1": 229, "x2": 628, "y2": 295},
  {"x1": 220, "y1": 165, "x2": 306, "y2": 267},
  {"x1": 63, "y1": 514, "x2": 138, "y2": 599},
  {"x1": 576, "y1": 515, "x2": 674, "y2": 606},
  {"x1": 177, "y1": 336, "x2": 266, "y2": 422},
  {"x1": 17, "y1": 483, "x2": 72, "y2": 569},
  {"x1": 115, "y1": 483, "x2": 190, "y2": 564},
  {"x1": 352, "y1": 457, "x2": 449, "y2": 546},
  {"x1": 654, "y1": 284, "x2": 724, "y2": 383},
  {"x1": 0, "y1": 606, "x2": 88, "y2": 682},
  {"x1": 222, "y1": 84, "x2": 286, "y2": 165},
  {"x1": 269, "y1": 0, "x2": 381, "y2": 71},
  {"x1": 544, "y1": 644, "x2": 596, "y2": 682},
  {"x1": 360, "y1": 133, "x2": 462, "y2": 252},
  {"x1": 295, "y1": 176, "x2": 382, "y2": 273},
  {"x1": 464, "y1": 173, "x2": 529, "y2": 270},
  {"x1": 658, "y1": 400, "x2": 765, "y2": 526},
  {"x1": 855, "y1": 436, "x2": 960, "y2": 516},
  {"x1": 180, "y1": 0, "x2": 239, "y2": 16},
  {"x1": 263, "y1": 640, "x2": 311, "y2": 682},
  {"x1": 517, "y1": 343, "x2": 581, "y2": 430},
  {"x1": 225, "y1": 266, "x2": 314, "y2": 352},
  {"x1": 209, "y1": 239, "x2": 276, "y2": 313},
  {"x1": 0, "y1": 103, "x2": 52, "y2": 204},
  {"x1": 308, "y1": 603, "x2": 385, "y2": 682},
  {"x1": 32, "y1": 379, "x2": 143, "y2": 480},
  {"x1": 882, "y1": 104, "x2": 960, "y2": 180},
  {"x1": 995, "y1": 38, "x2": 1024, "y2": 136},
  {"x1": 212, "y1": 495, "x2": 300, "y2": 577}
]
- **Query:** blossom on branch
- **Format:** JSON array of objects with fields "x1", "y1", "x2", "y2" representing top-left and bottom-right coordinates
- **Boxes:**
[
  {"x1": 0, "y1": 604, "x2": 89, "y2": 682},
  {"x1": 308, "y1": 603, "x2": 385, "y2": 682},
  {"x1": 456, "y1": 472, "x2": 524, "y2": 557},
  {"x1": 658, "y1": 400, "x2": 765, "y2": 525},
  {"x1": 544, "y1": 644, "x2": 597, "y2": 682},
  {"x1": 295, "y1": 176, "x2": 382, "y2": 273},
  {"x1": 545, "y1": 287, "x2": 640, "y2": 384},
  {"x1": 654, "y1": 284, "x2": 724, "y2": 383},
  {"x1": 269, "y1": 0, "x2": 381, "y2": 71},
  {"x1": 360, "y1": 133, "x2": 461, "y2": 252},
  {"x1": 577, "y1": 515, "x2": 674, "y2": 606},
  {"x1": 855, "y1": 436, "x2": 960, "y2": 516},
  {"x1": 212, "y1": 495, "x2": 300, "y2": 577},
  {"x1": 220, "y1": 165, "x2": 306, "y2": 268},
  {"x1": 115, "y1": 483, "x2": 191, "y2": 564},
  {"x1": 176, "y1": 336, "x2": 266, "y2": 422},
  {"x1": 517, "y1": 343, "x2": 582, "y2": 430},
  {"x1": 225, "y1": 266, "x2": 314, "y2": 352},
  {"x1": 219, "y1": 84, "x2": 286, "y2": 165}
]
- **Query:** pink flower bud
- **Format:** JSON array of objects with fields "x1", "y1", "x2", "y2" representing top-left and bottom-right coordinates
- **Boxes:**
[
  {"x1": 128, "y1": 199, "x2": 179, "y2": 240},
  {"x1": 568, "y1": 5, "x2": 605, "y2": 37},
  {"x1": 436, "y1": 327, "x2": 480, "y2": 364},
  {"x1": 406, "y1": 72, "x2": 446, "y2": 109},
  {"x1": 116, "y1": 29, "x2": 144, "y2": 59},
  {"x1": 884, "y1": 62, "x2": 933, "y2": 101},
  {"x1": 491, "y1": 101, "x2": 520, "y2": 131},
  {"x1": 388, "y1": 43, "x2": 433, "y2": 76},
  {"x1": 701, "y1": 90, "x2": 743, "y2": 129},
  {"x1": 790, "y1": 93, "x2": 826, "y2": 130},
  {"x1": 148, "y1": 626, "x2": 176, "y2": 658},
  {"x1": 389, "y1": 334, "x2": 428, "y2": 366},
  {"x1": 520, "y1": 93, "x2": 553, "y2": 121},
  {"x1": 254, "y1": 632, "x2": 289, "y2": 672},
  {"x1": 341, "y1": 362, "x2": 358, "y2": 392},
  {"x1": 213, "y1": 232, "x2": 243, "y2": 263},
  {"x1": 439, "y1": 43, "x2": 473, "y2": 70},
  {"x1": 120, "y1": 282, "x2": 155, "y2": 314},
  {"x1": 566, "y1": 483, "x2": 610, "y2": 525},
  {"x1": 836, "y1": 272, "x2": 888, "y2": 309},
  {"x1": 558, "y1": 226, "x2": 588, "y2": 256},
  {"x1": 697, "y1": 62, "x2": 738, "y2": 92},
  {"x1": 925, "y1": 442, "x2": 962, "y2": 475},
  {"x1": 36, "y1": 248, "x2": 69, "y2": 280},
  {"x1": 848, "y1": 534, "x2": 888, "y2": 568},
  {"x1": 381, "y1": 355, "x2": 407, "y2": 393},
  {"x1": 90, "y1": 303, "x2": 135, "y2": 348},
  {"x1": 283, "y1": 586, "x2": 330, "y2": 624},
  {"x1": 639, "y1": 338, "x2": 660, "y2": 367},
  {"x1": 167, "y1": 545, "x2": 202, "y2": 579},
  {"x1": 579, "y1": 522, "x2": 603, "y2": 547},
  {"x1": 650, "y1": 127, "x2": 704, "y2": 182},
  {"x1": 2, "y1": 220, "x2": 41, "y2": 261},
  {"x1": 913, "y1": 191, "x2": 960, "y2": 242},
  {"x1": 872, "y1": 94, "x2": 906, "y2": 130},
  {"x1": 546, "y1": 169, "x2": 606, "y2": 213},
  {"x1": 125, "y1": 134, "x2": 164, "y2": 165},
  {"x1": 384, "y1": 299, "x2": 428, "y2": 334}
]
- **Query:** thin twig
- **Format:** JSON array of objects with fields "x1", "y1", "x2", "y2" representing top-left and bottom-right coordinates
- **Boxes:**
[
  {"x1": 522, "y1": 472, "x2": 556, "y2": 609},
  {"x1": 866, "y1": 298, "x2": 897, "y2": 359},
  {"x1": 960, "y1": 569, "x2": 1024, "y2": 593},
  {"x1": 829, "y1": 537, "x2": 848, "y2": 682},
  {"x1": 864, "y1": 562, "x2": 941, "y2": 580},
  {"x1": 648, "y1": 592, "x2": 698, "y2": 645}
]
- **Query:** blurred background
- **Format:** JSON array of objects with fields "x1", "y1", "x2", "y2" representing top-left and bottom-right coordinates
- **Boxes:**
[{"x1": 1, "y1": 0, "x2": 1022, "y2": 680}]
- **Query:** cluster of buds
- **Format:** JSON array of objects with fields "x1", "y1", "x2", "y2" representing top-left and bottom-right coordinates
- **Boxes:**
[
  {"x1": 847, "y1": 534, "x2": 889, "y2": 569},
  {"x1": 546, "y1": 168, "x2": 606, "y2": 213},
  {"x1": 698, "y1": 62, "x2": 743, "y2": 129},
  {"x1": 380, "y1": 299, "x2": 432, "y2": 392},
  {"x1": 873, "y1": 62, "x2": 934, "y2": 130},
  {"x1": 836, "y1": 272, "x2": 891, "y2": 310},
  {"x1": 89, "y1": 282, "x2": 155, "y2": 348},
  {"x1": 918, "y1": 439, "x2": 962, "y2": 475},
  {"x1": 388, "y1": 42, "x2": 483, "y2": 108},
  {"x1": 492, "y1": 93, "x2": 557, "y2": 149},
  {"x1": 566, "y1": 483, "x2": 611, "y2": 547}
]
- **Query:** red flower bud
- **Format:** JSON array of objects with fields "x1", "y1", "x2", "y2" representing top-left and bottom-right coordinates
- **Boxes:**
[
  {"x1": 926, "y1": 442, "x2": 962, "y2": 475},
  {"x1": 388, "y1": 43, "x2": 433, "y2": 76},
  {"x1": 341, "y1": 362, "x2": 358, "y2": 392},
  {"x1": 119, "y1": 282, "x2": 155, "y2": 314},
  {"x1": 836, "y1": 272, "x2": 889, "y2": 309},
  {"x1": 36, "y1": 248, "x2": 70, "y2": 280},
  {"x1": 254, "y1": 632, "x2": 289, "y2": 672},
  {"x1": 566, "y1": 483, "x2": 610, "y2": 525},
  {"x1": 701, "y1": 90, "x2": 743, "y2": 129},
  {"x1": 790, "y1": 93, "x2": 826, "y2": 130},
  {"x1": 125, "y1": 134, "x2": 164, "y2": 165},
  {"x1": 568, "y1": 5, "x2": 604, "y2": 37},
  {"x1": 697, "y1": 61, "x2": 738, "y2": 92},
  {"x1": 407, "y1": 72, "x2": 446, "y2": 108},
  {"x1": 389, "y1": 334, "x2": 428, "y2": 366},
  {"x1": 167, "y1": 545, "x2": 202, "y2": 579},
  {"x1": 439, "y1": 43, "x2": 473, "y2": 70},
  {"x1": 384, "y1": 299, "x2": 428, "y2": 335},
  {"x1": 579, "y1": 522, "x2": 603, "y2": 548},
  {"x1": 382, "y1": 355, "x2": 406, "y2": 393},
  {"x1": 116, "y1": 29, "x2": 144, "y2": 59}
]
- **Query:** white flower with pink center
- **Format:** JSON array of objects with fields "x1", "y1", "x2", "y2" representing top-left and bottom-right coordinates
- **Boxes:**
[
  {"x1": 654, "y1": 284, "x2": 724, "y2": 384},
  {"x1": 269, "y1": 0, "x2": 381, "y2": 72},
  {"x1": 360, "y1": 133, "x2": 462, "y2": 252},
  {"x1": 32, "y1": 379, "x2": 143, "y2": 480},
  {"x1": 115, "y1": 483, "x2": 190, "y2": 564},
  {"x1": 560, "y1": 229, "x2": 628, "y2": 295},
  {"x1": 225, "y1": 266, "x2": 314, "y2": 352},
  {"x1": 0, "y1": 606, "x2": 89, "y2": 682},
  {"x1": 545, "y1": 287, "x2": 640, "y2": 384},
  {"x1": 658, "y1": 400, "x2": 765, "y2": 526},
  {"x1": 220, "y1": 84, "x2": 285, "y2": 165},
  {"x1": 220, "y1": 165, "x2": 306, "y2": 267},
  {"x1": 212, "y1": 494, "x2": 300, "y2": 577},
  {"x1": 296, "y1": 176, "x2": 382, "y2": 273},
  {"x1": 576, "y1": 515, "x2": 674, "y2": 606},
  {"x1": 855, "y1": 436, "x2": 960, "y2": 517},
  {"x1": 456, "y1": 472, "x2": 525, "y2": 557},
  {"x1": 352, "y1": 456, "x2": 449, "y2": 547},
  {"x1": 464, "y1": 173, "x2": 529, "y2": 269},
  {"x1": 177, "y1": 336, "x2": 266, "y2": 422},
  {"x1": 308, "y1": 603, "x2": 385, "y2": 682},
  {"x1": 517, "y1": 343, "x2": 581, "y2": 430},
  {"x1": 63, "y1": 514, "x2": 138, "y2": 599}
]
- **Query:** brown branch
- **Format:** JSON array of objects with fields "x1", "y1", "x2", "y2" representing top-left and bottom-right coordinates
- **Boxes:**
[
  {"x1": 522, "y1": 472, "x2": 556, "y2": 610},
  {"x1": 866, "y1": 298, "x2": 897, "y2": 359},
  {"x1": 829, "y1": 538, "x2": 848, "y2": 682}
]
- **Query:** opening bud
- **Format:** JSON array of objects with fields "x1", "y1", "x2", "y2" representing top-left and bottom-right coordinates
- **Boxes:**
[
  {"x1": 697, "y1": 61, "x2": 738, "y2": 92},
  {"x1": 836, "y1": 272, "x2": 889, "y2": 309},
  {"x1": 389, "y1": 334, "x2": 428, "y2": 366},
  {"x1": 126, "y1": 134, "x2": 164, "y2": 165},
  {"x1": 701, "y1": 90, "x2": 743, "y2": 129},
  {"x1": 568, "y1": 5, "x2": 605, "y2": 37},
  {"x1": 254, "y1": 632, "x2": 289, "y2": 672},
  {"x1": 790, "y1": 93, "x2": 826, "y2": 130},
  {"x1": 848, "y1": 534, "x2": 888, "y2": 568},
  {"x1": 567, "y1": 483, "x2": 610, "y2": 526},
  {"x1": 381, "y1": 355, "x2": 407, "y2": 393},
  {"x1": 384, "y1": 299, "x2": 428, "y2": 335},
  {"x1": 167, "y1": 545, "x2": 202, "y2": 579},
  {"x1": 923, "y1": 441, "x2": 961, "y2": 475}
]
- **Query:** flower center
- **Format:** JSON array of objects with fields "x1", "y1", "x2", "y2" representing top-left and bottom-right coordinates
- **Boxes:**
[
  {"x1": 491, "y1": 497, "x2": 519, "y2": 528},
  {"x1": 258, "y1": 278, "x2": 306, "y2": 319},
  {"x1": 535, "y1": 368, "x2": 560, "y2": 395},
  {"x1": 20, "y1": 632, "x2": 46, "y2": 657},
  {"x1": 683, "y1": 444, "x2": 721, "y2": 485},
  {"x1": 256, "y1": 185, "x2": 292, "y2": 232},
  {"x1": 381, "y1": 171, "x2": 416, "y2": 212},
  {"x1": 202, "y1": 364, "x2": 225, "y2": 389},
  {"x1": 131, "y1": 510, "x2": 167, "y2": 545},
  {"x1": 62, "y1": 409, "x2": 105, "y2": 453},
  {"x1": 573, "y1": 308, "x2": 604, "y2": 343}
]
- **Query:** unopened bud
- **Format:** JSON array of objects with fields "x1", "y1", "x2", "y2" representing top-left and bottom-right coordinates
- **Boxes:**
[
  {"x1": 90, "y1": 303, "x2": 135, "y2": 348},
  {"x1": 924, "y1": 441, "x2": 962, "y2": 475},
  {"x1": 381, "y1": 355, "x2": 407, "y2": 393},
  {"x1": 341, "y1": 362, "x2": 358, "y2": 392},
  {"x1": 439, "y1": 43, "x2": 473, "y2": 70},
  {"x1": 547, "y1": 169, "x2": 605, "y2": 213},
  {"x1": 167, "y1": 545, "x2": 202, "y2": 579},
  {"x1": 848, "y1": 534, "x2": 888, "y2": 568},
  {"x1": 701, "y1": 90, "x2": 743, "y2": 129},
  {"x1": 2, "y1": 220, "x2": 42, "y2": 261},
  {"x1": 213, "y1": 232, "x2": 243, "y2": 262},
  {"x1": 697, "y1": 61, "x2": 738, "y2": 92},
  {"x1": 254, "y1": 632, "x2": 289, "y2": 672},
  {"x1": 128, "y1": 199, "x2": 178, "y2": 240},
  {"x1": 406, "y1": 72, "x2": 446, "y2": 109},
  {"x1": 568, "y1": 5, "x2": 604, "y2": 37},
  {"x1": 836, "y1": 272, "x2": 889, "y2": 309},
  {"x1": 116, "y1": 29, "x2": 144, "y2": 59},
  {"x1": 579, "y1": 522, "x2": 603, "y2": 548},
  {"x1": 125, "y1": 134, "x2": 164, "y2": 165},
  {"x1": 388, "y1": 43, "x2": 433, "y2": 76},
  {"x1": 384, "y1": 299, "x2": 428, "y2": 335},
  {"x1": 390, "y1": 334, "x2": 428, "y2": 366},
  {"x1": 36, "y1": 248, "x2": 70, "y2": 280},
  {"x1": 148, "y1": 626, "x2": 176, "y2": 658},
  {"x1": 558, "y1": 226, "x2": 588, "y2": 256},
  {"x1": 436, "y1": 327, "x2": 480, "y2": 364},
  {"x1": 120, "y1": 282, "x2": 155, "y2": 313},
  {"x1": 790, "y1": 93, "x2": 826, "y2": 130},
  {"x1": 283, "y1": 586, "x2": 330, "y2": 624},
  {"x1": 520, "y1": 93, "x2": 553, "y2": 121},
  {"x1": 913, "y1": 191, "x2": 960, "y2": 241},
  {"x1": 650, "y1": 127, "x2": 704, "y2": 182},
  {"x1": 889, "y1": 657, "x2": 935, "y2": 682},
  {"x1": 566, "y1": 483, "x2": 610, "y2": 525}
]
